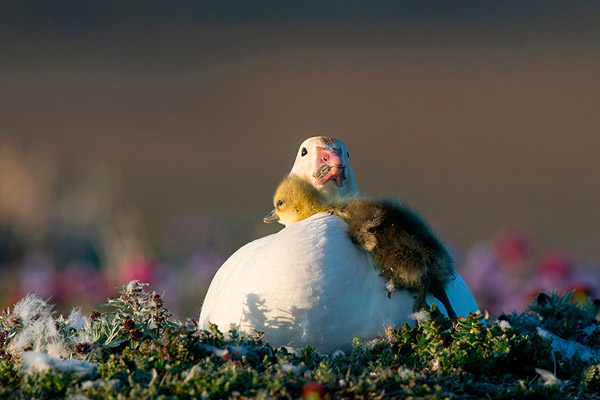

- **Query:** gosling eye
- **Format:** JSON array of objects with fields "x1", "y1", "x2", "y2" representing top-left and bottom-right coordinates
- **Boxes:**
[
  {"x1": 277, "y1": 200, "x2": 284, "y2": 206},
  {"x1": 301, "y1": 148, "x2": 307, "y2": 157}
]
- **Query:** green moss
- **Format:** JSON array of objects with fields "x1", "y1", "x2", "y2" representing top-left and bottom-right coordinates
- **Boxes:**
[{"x1": 0, "y1": 360, "x2": 21, "y2": 389}]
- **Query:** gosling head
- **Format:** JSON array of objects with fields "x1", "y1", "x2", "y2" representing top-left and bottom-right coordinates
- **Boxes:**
[{"x1": 263, "y1": 176, "x2": 328, "y2": 226}]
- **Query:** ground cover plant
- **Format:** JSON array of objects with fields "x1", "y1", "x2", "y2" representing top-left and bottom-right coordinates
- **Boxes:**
[{"x1": 1, "y1": 281, "x2": 599, "y2": 399}]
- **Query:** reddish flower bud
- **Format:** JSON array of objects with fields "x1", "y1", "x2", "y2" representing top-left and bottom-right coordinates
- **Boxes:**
[
  {"x1": 129, "y1": 329, "x2": 143, "y2": 341},
  {"x1": 90, "y1": 311, "x2": 101, "y2": 322},
  {"x1": 74, "y1": 342, "x2": 92, "y2": 355},
  {"x1": 123, "y1": 318, "x2": 135, "y2": 331}
]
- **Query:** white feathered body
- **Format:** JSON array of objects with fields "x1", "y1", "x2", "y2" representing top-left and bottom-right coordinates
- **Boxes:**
[{"x1": 199, "y1": 213, "x2": 478, "y2": 353}]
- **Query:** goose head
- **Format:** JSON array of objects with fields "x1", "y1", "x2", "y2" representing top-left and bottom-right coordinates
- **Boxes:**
[
  {"x1": 288, "y1": 137, "x2": 358, "y2": 198},
  {"x1": 264, "y1": 177, "x2": 328, "y2": 226}
]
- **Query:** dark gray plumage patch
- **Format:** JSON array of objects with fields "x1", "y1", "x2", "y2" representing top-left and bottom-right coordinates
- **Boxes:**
[{"x1": 340, "y1": 198, "x2": 457, "y2": 319}]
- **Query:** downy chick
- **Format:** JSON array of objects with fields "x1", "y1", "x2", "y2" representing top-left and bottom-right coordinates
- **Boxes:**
[{"x1": 264, "y1": 176, "x2": 458, "y2": 320}]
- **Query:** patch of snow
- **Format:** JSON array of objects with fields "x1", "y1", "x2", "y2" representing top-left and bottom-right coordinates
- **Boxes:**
[
  {"x1": 536, "y1": 327, "x2": 598, "y2": 363},
  {"x1": 22, "y1": 351, "x2": 97, "y2": 377},
  {"x1": 22, "y1": 351, "x2": 52, "y2": 372}
]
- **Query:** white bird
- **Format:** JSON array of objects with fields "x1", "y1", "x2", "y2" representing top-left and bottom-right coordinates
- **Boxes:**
[{"x1": 199, "y1": 136, "x2": 479, "y2": 353}]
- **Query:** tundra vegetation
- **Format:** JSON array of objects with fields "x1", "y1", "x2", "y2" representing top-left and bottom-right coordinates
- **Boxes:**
[{"x1": 1, "y1": 281, "x2": 599, "y2": 399}]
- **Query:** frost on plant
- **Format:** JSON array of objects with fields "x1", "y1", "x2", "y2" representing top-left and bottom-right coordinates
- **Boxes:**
[
  {"x1": 12, "y1": 294, "x2": 54, "y2": 324},
  {"x1": 6, "y1": 294, "x2": 68, "y2": 359},
  {"x1": 67, "y1": 308, "x2": 89, "y2": 331},
  {"x1": 0, "y1": 280, "x2": 176, "y2": 366},
  {"x1": 498, "y1": 319, "x2": 512, "y2": 331},
  {"x1": 409, "y1": 310, "x2": 430, "y2": 323}
]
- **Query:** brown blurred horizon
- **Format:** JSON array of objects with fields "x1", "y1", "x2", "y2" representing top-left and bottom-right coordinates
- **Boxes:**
[{"x1": 1, "y1": 2, "x2": 600, "y2": 316}]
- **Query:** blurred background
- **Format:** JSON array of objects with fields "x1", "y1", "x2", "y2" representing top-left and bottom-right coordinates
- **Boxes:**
[{"x1": 1, "y1": 1, "x2": 599, "y2": 318}]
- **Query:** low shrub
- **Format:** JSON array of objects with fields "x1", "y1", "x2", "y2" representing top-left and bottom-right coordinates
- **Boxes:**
[{"x1": 1, "y1": 282, "x2": 598, "y2": 399}]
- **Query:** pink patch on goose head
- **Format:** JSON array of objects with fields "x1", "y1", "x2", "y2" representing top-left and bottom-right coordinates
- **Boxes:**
[{"x1": 313, "y1": 146, "x2": 346, "y2": 187}]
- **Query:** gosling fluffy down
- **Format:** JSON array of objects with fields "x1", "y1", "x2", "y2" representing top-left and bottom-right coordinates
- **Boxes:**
[{"x1": 267, "y1": 177, "x2": 458, "y2": 320}]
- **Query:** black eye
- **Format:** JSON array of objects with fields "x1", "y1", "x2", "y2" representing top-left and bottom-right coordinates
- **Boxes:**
[
  {"x1": 277, "y1": 200, "x2": 283, "y2": 206},
  {"x1": 301, "y1": 148, "x2": 307, "y2": 157},
  {"x1": 347, "y1": 152, "x2": 350, "y2": 158}
]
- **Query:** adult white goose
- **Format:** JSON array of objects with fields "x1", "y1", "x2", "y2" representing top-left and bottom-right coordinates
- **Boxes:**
[{"x1": 199, "y1": 137, "x2": 479, "y2": 353}]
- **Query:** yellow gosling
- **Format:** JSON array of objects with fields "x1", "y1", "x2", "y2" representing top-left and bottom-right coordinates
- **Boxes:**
[{"x1": 265, "y1": 176, "x2": 458, "y2": 321}]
